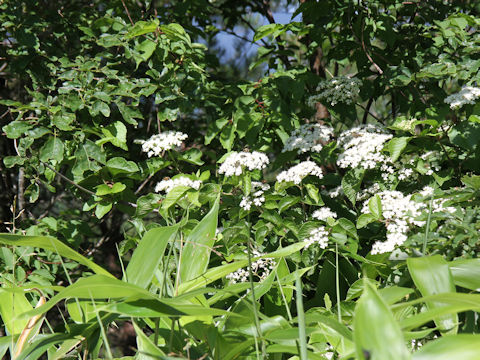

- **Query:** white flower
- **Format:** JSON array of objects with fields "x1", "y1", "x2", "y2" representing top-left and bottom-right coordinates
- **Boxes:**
[
  {"x1": 337, "y1": 124, "x2": 392, "y2": 170},
  {"x1": 239, "y1": 181, "x2": 270, "y2": 211},
  {"x1": 361, "y1": 190, "x2": 424, "y2": 254},
  {"x1": 277, "y1": 161, "x2": 323, "y2": 185},
  {"x1": 155, "y1": 176, "x2": 202, "y2": 194},
  {"x1": 312, "y1": 207, "x2": 337, "y2": 221},
  {"x1": 137, "y1": 131, "x2": 187, "y2": 157},
  {"x1": 218, "y1": 151, "x2": 269, "y2": 177},
  {"x1": 322, "y1": 185, "x2": 343, "y2": 198},
  {"x1": 419, "y1": 186, "x2": 434, "y2": 198},
  {"x1": 308, "y1": 76, "x2": 361, "y2": 107},
  {"x1": 304, "y1": 226, "x2": 329, "y2": 249},
  {"x1": 283, "y1": 123, "x2": 334, "y2": 154},
  {"x1": 226, "y1": 249, "x2": 276, "y2": 284},
  {"x1": 444, "y1": 86, "x2": 480, "y2": 109}
]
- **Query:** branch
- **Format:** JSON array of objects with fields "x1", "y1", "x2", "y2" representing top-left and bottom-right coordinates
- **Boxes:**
[{"x1": 41, "y1": 162, "x2": 95, "y2": 196}]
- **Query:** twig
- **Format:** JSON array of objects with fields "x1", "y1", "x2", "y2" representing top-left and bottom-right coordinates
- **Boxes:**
[
  {"x1": 41, "y1": 162, "x2": 95, "y2": 196},
  {"x1": 356, "y1": 102, "x2": 382, "y2": 122},
  {"x1": 134, "y1": 174, "x2": 154, "y2": 194},
  {"x1": 121, "y1": 0, "x2": 134, "y2": 25},
  {"x1": 361, "y1": 97, "x2": 374, "y2": 124}
]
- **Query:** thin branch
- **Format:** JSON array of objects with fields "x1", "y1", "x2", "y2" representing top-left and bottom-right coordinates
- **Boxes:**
[
  {"x1": 361, "y1": 97, "x2": 374, "y2": 124},
  {"x1": 41, "y1": 162, "x2": 95, "y2": 196},
  {"x1": 121, "y1": 0, "x2": 134, "y2": 25},
  {"x1": 356, "y1": 102, "x2": 382, "y2": 123}
]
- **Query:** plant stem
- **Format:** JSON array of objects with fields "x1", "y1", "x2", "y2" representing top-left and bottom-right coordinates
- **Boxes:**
[
  {"x1": 335, "y1": 242, "x2": 342, "y2": 323},
  {"x1": 295, "y1": 270, "x2": 308, "y2": 360},
  {"x1": 422, "y1": 196, "x2": 434, "y2": 255}
]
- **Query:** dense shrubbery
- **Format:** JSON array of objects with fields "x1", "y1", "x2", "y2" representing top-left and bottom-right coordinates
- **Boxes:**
[{"x1": 1, "y1": 0, "x2": 480, "y2": 359}]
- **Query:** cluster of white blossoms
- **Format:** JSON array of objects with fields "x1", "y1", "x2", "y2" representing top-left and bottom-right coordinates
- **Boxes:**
[
  {"x1": 444, "y1": 86, "x2": 480, "y2": 109},
  {"x1": 361, "y1": 190, "x2": 424, "y2": 254},
  {"x1": 137, "y1": 131, "x2": 187, "y2": 157},
  {"x1": 322, "y1": 185, "x2": 344, "y2": 198},
  {"x1": 239, "y1": 181, "x2": 270, "y2": 211},
  {"x1": 304, "y1": 226, "x2": 329, "y2": 249},
  {"x1": 218, "y1": 151, "x2": 269, "y2": 177},
  {"x1": 357, "y1": 183, "x2": 381, "y2": 201},
  {"x1": 282, "y1": 123, "x2": 334, "y2": 154},
  {"x1": 276, "y1": 161, "x2": 323, "y2": 185},
  {"x1": 226, "y1": 249, "x2": 276, "y2": 284},
  {"x1": 337, "y1": 124, "x2": 393, "y2": 170},
  {"x1": 307, "y1": 76, "x2": 361, "y2": 107},
  {"x1": 154, "y1": 176, "x2": 202, "y2": 194},
  {"x1": 312, "y1": 207, "x2": 337, "y2": 221}
]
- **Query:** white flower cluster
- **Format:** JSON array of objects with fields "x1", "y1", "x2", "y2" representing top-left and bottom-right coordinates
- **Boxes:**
[
  {"x1": 337, "y1": 124, "x2": 393, "y2": 170},
  {"x1": 304, "y1": 226, "x2": 329, "y2": 249},
  {"x1": 138, "y1": 131, "x2": 187, "y2": 157},
  {"x1": 154, "y1": 176, "x2": 202, "y2": 194},
  {"x1": 322, "y1": 185, "x2": 343, "y2": 198},
  {"x1": 308, "y1": 76, "x2": 361, "y2": 107},
  {"x1": 444, "y1": 86, "x2": 480, "y2": 109},
  {"x1": 276, "y1": 161, "x2": 323, "y2": 185},
  {"x1": 312, "y1": 207, "x2": 337, "y2": 221},
  {"x1": 282, "y1": 123, "x2": 334, "y2": 154},
  {"x1": 226, "y1": 249, "x2": 276, "y2": 284},
  {"x1": 240, "y1": 181, "x2": 270, "y2": 211},
  {"x1": 357, "y1": 183, "x2": 381, "y2": 201},
  {"x1": 361, "y1": 190, "x2": 424, "y2": 254},
  {"x1": 218, "y1": 151, "x2": 269, "y2": 177},
  {"x1": 419, "y1": 186, "x2": 456, "y2": 214}
]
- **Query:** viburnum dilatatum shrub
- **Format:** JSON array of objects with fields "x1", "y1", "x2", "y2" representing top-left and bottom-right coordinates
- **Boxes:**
[{"x1": 1, "y1": 0, "x2": 480, "y2": 358}]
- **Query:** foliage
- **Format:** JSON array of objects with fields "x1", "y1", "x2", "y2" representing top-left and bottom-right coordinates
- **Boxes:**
[{"x1": 1, "y1": 0, "x2": 480, "y2": 358}]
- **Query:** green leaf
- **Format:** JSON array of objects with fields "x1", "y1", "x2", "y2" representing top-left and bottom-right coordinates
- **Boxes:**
[
  {"x1": 3, "y1": 121, "x2": 33, "y2": 139},
  {"x1": 116, "y1": 102, "x2": 142, "y2": 126},
  {"x1": 176, "y1": 148, "x2": 204, "y2": 165},
  {"x1": 0, "y1": 287, "x2": 32, "y2": 335},
  {"x1": 95, "y1": 182, "x2": 126, "y2": 196},
  {"x1": 179, "y1": 197, "x2": 219, "y2": 283},
  {"x1": 106, "y1": 157, "x2": 139, "y2": 176},
  {"x1": 90, "y1": 100, "x2": 111, "y2": 117},
  {"x1": 133, "y1": 320, "x2": 166, "y2": 359},
  {"x1": 19, "y1": 275, "x2": 155, "y2": 318},
  {"x1": 407, "y1": 255, "x2": 458, "y2": 334},
  {"x1": 39, "y1": 137, "x2": 64, "y2": 163},
  {"x1": 357, "y1": 213, "x2": 376, "y2": 229},
  {"x1": 449, "y1": 258, "x2": 480, "y2": 291},
  {"x1": 353, "y1": 282, "x2": 410, "y2": 360},
  {"x1": 126, "y1": 20, "x2": 159, "y2": 38},
  {"x1": 388, "y1": 137, "x2": 410, "y2": 162},
  {"x1": 413, "y1": 335, "x2": 480, "y2": 360},
  {"x1": 253, "y1": 24, "x2": 285, "y2": 42},
  {"x1": 368, "y1": 195, "x2": 382, "y2": 219},
  {"x1": 0, "y1": 234, "x2": 112, "y2": 277},
  {"x1": 341, "y1": 168, "x2": 364, "y2": 205},
  {"x1": 126, "y1": 225, "x2": 179, "y2": 288},
  {"x1": 460, "y1": 175, "x2": 480, "y2": 190},
  {"x1": 97, "y1": 121, "x2": 128, "y2": 150},
  {"x1": 3, "y1": 155, "x2": 25, "y2": 168},
  {"x1": 95, "y1": 202, "x2": 112, "y2": 218}
]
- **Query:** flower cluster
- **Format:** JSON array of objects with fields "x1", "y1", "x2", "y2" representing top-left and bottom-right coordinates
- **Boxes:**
[
  {"x1": 337, "y1": 124, "x2": 393, "y2": 170},
  {"x1": 219, "y1": 151, "x2": 269, "y2": 177},
  {"x1": 308, "y1": 76, "x2": 361, "y2": 107},
  {"x1": 276, "y1": 161, "x2": 323, "y2": 185},
  {"x1": 137, "y1": 131, "x2": 187, "y2": 157},
  {"x1": 322, "y1": 185, "x2": 344, "y2": 198},
  {"x1": 304, "y1": 226, "x2": 329, "y2": 249},
  {"x1": 282, "y1": 123, "x2": 334, "y2": 154},
  {"x1": 444, "y1": 86, "x2": 480, "y2": 109},
  {"x1": 312, "y1": 207, "x2": 337, "y2": 221},
  {"x1": 154, "y1": 176, "x2": 202, "y2": 194},
  {"x1": 240, "y1": 181, "x2": 270, "y2": 211},
  {"x1": 361, "y1": 190, "x2": 424, "y2": 254},
  {"x1": 226, "y1": 249, "x2": 276, "y2": 283}
]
